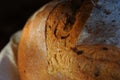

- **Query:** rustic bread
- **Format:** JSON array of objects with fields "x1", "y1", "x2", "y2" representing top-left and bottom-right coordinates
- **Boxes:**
[{"x1": 17, "y1": 0, "x2": 118, "y2": 80}]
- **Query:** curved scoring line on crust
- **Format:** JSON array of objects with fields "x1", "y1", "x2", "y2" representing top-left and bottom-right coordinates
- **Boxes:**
[{"x1": 45, "y1": 1, "x2": 63, "y2": 52}]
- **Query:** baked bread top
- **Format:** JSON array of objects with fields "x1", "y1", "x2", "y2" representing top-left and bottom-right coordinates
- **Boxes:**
[{"x1": 17, "y1": 0, "x2": 120, "y2": 80}]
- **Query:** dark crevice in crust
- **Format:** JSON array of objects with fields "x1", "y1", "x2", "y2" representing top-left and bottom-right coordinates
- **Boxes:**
[
  {"x1": 71, "y1": 47, "x2": 84, "y2": 55},
  {"x1": 61, "y1": 34, "x2": 70, "y2": 39},
  {"x1": 94, "y1": 69, "x2": 100, "y2": 77},
  {"x1": 54, "y1": 24, "x2": 58, "y2": 38},
  {"x1": 63, "y1": 13, "x2": 75, "y2": 32},
  {"x1": 45, "y1": 1, "x2": 62, "y2": 53},
  {"x1": 101, "y1": 47, "x2": 108, "y2": 50}
]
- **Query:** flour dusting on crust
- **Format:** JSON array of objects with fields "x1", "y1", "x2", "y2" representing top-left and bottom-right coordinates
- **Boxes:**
[{"x1": 77, "y1": 0, "x2": 120, "y2": 48}]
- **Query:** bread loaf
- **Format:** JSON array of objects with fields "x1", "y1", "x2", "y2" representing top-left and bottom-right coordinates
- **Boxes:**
[{"x1": 17, "y1": 0, "x2": 120, "y2": 80}]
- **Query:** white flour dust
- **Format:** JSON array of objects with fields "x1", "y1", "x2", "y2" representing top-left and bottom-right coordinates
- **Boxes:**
[{"x1": 78, "y1": 0, "x2": 120, "y2": 48}]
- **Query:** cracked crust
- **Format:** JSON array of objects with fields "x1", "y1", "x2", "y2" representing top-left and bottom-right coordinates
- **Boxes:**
[
  {"x1": 46, "y1": 0, "x2": 98, "y2": 79},
  {"x1": 18, "y1": 0, "x2": 120, "y2": 80},
  {"x1": 47, "y1": 44, "x2": 120, "y2": 80}
]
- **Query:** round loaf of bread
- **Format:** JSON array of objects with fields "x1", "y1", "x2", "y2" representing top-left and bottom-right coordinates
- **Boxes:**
[{"x1": 17, "y1": 0, "x2": 120, "y2": 80}]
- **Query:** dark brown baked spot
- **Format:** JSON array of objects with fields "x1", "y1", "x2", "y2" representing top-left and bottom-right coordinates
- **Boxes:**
[
  {"x1": 61, "y1": 34, "x2": 70, "y2": 39},
  {"x1": 61, "y1": 12, "x2": 64, "y2": 14},
  {"x1": 101, "y1": 47, "x2": 108, "y2": 50},
  {"x1": 24, "y1": 70, "x2": 26, "y2": 73},
  {"x1": 71, "y1": 47, "x2": 84, "y2": 55},
  {"x1": 48, "y1": 25, "x2": 51, "y2": 29},
  {"x1": 54, "y1": 21, "x2": 56, "y2": 24},
  {"x1": 76, "y1": 50, "x2": 84, "y2": 55},
  {"x1": 94, "y1": 69, "x2": 100, "y2": 77},
  {"x1": 54, "y1": 27, "x2": 57, "y2": 37},
  {"x1": 78, "y1": 65, "x2": 81, "y2": 68}
]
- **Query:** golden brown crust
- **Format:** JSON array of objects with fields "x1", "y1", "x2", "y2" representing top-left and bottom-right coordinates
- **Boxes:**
[{"x1": 18, "y1": 1, "x2": 61, "y2": 80}]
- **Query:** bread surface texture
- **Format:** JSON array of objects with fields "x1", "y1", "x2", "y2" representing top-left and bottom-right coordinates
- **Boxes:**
[{"x1": 17, "y1": 0, "x2": 120, "y2": 80}]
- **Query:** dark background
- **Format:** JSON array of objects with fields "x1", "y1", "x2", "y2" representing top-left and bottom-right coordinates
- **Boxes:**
[{"x1": 0, "y1": 0, "x2": 51, "y2": 50}]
